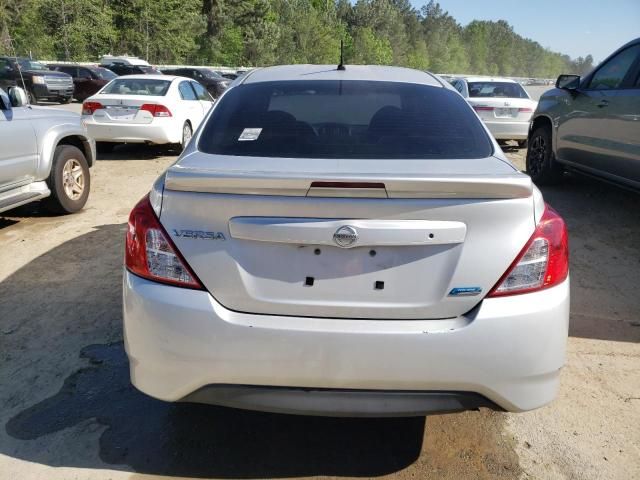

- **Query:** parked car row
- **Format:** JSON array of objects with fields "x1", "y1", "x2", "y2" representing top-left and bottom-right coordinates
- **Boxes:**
[{"x1": 0, "y1": 54, "x2": 247, "y2": 104}]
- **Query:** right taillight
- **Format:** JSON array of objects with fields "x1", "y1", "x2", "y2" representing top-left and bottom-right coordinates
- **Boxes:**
[
  {"x1": 82, "y1": 101, "x2": 103, "y2": 115},
  {"x1": 125, "y1": 195, "x2": 203, "y2": 289},
  {"x1": 140, "y1": 103, "x2": 172, "y2": 117},
  {"x1": 488, "y1": 205, "x2": 568, "y2": 297}
]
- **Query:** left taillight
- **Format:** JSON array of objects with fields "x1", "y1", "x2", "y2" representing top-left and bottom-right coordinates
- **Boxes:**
[
  {"x1": 125, "y1": 195, "x2": 203, "y2": 289},
  {"x1": 488, "y1": 204, "x2": 568, "y2": 297},
  {"x1": 82, "y1": 101, "x2": 103, "y2": 115}
]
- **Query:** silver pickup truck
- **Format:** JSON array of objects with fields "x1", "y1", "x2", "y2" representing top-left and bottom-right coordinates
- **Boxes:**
[{"x1": 0, "y1": 86, "x2": 95, "y2": 214}]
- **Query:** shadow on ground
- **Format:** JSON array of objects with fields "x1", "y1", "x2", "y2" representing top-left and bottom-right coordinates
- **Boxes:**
[
  {"x1": 98, "y1": 143, "x2": 180, "y2": 161},
  {"x1": 540, "y1": 172, "x2": 640, "y2": 343}
]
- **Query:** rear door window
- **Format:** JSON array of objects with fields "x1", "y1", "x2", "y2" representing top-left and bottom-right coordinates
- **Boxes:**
[
  {"x1": 199, "y1": 80, "x2": 492, "y2": 159},
  {"x1": 191, "y1": 81, "x2": 212, "y2": 101},
  {"x1": 179, "y1": 81, "x2": 197, "y2": 100}
]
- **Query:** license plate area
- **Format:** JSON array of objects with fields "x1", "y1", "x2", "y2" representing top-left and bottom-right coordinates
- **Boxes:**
[
  {"x1": 106, "y1": 106, "x2": 138, "y2": 120},
  {"x1": 494, "y1": 107, "x2": 517, "y2": 118}
]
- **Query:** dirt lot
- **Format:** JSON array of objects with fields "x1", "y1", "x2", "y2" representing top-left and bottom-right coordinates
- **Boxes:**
[{"x1": 0, "y1": 103, "x2": 639, "y2": 480}]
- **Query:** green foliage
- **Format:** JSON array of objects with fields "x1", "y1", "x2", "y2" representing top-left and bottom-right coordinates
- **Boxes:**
[{"x1": 0, "y1": 0, "x2": 592, "y2": 78}]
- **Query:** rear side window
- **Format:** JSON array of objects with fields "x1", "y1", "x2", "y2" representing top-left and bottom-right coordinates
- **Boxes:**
[
  {"x1": 468, "y1": 82, "x2": 529, "y2": 99},
  {"x1": 198, "y1": 80, "x2": 492, "y2": 159},
  {"x1": 191, "y1": 81, "x2": 212, "y2": 101},
  {"x1": 101, "y1": 79, "x2": 170, "y2": 96}
]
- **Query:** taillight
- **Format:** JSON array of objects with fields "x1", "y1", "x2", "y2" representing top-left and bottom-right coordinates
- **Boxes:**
[
  {"x1": 488, "y1": 205, "x2": 568, "y2": 297},
  {"x1": 125, "y1": 196, "x2": 203, "y2": 289},
  {"x1": 473, "y1": 106, "x2": 494, "y2": 111},
  {"x1": 140, "y1": 103, "x2": 172, "y2": 117},
  {"x1": 82, "y1": 101, "x2": 103, "y2": 115},
  {"x1": 518, "y1": 107, "x2": 533, "y2": 113}
]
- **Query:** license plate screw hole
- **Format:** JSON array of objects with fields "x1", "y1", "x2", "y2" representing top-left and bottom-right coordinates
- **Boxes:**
[
  {"x1": 375, "y1": 281, "x2": 384, "y2": 290},
  {"x1": 305, "y1": 277, "x2": 315, "y2": 286},
  {"x1": 314, "y1": 248, "x2": 321, "y2": 255},
  {"x1": 428, "y1": 233, "x2": 434, "y2": 239},
  {"x1": 369, "y1": 250, "x2": 377, "y2": 257}
]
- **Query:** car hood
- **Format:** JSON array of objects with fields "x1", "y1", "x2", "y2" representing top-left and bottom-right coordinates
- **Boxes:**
[
  {"x1": 23, "y1": 69, "x2": 71, "y2": 78},
  {"x1": 28, "y1": 106, "x2": 80, "y2": 121}
]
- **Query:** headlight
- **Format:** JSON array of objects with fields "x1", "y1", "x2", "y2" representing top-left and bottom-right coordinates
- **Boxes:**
[{"x1": 32, "y1": 76, "x2": 45, "y2": 84}]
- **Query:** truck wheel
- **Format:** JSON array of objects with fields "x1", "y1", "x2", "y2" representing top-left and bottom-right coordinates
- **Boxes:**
[
  {"x1": 526, "y1": 126, "x2": 563, "y2": 185},
  {"x1": 28, "y1": 89, "x2": 39, "y2": 106},
  {"x1": 43, "y1": 145, "x2": 90, "y2": 214},
  {"x1": 61, "y1": 96, "x2": 73, "y2": 104}
]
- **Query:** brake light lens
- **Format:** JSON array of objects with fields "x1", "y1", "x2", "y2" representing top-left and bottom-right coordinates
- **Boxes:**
[
  {"x1": 125, "y1": 196, "x2": 203, "y2": 289},
  {"x1": 518, "y1": 107, "x2": 534, "y2": 113},
  {"x1": 140, "y1": 103, "x2": 172, "y2": 117},
  {"x1": 473, "y1": 105, "x2": 494, "y2": 111},
  {"x1": 488, "y1": 205, "x2": 568, "y2": 297},
  {"x1": 82, "y1": 101, "x2": 103, "y2": 115}
]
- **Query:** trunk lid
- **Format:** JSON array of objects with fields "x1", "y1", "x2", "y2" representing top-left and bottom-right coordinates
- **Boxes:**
[
  {"x1": 467, "y1": 97, "x2": 537, "y2": 123},
  {"x1": 159, "y1": 154, "x2": 535, "y2": 319},
  {"x1": 89, "y1": 94, "x2": 164, "y2": 124}
]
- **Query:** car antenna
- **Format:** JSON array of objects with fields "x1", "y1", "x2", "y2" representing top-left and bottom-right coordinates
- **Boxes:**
[{"x1": 337, "y1": 40, "x2": 346, "y2": 71}]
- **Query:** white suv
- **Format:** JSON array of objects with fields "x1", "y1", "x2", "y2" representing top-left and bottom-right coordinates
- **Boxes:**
[{"x1": 123, "y1": 65, "x2": 569, "y2": 417}]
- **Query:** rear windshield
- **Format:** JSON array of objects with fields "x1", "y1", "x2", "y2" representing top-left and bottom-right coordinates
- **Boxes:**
[
  {"x1": 198, "y1": 80, "x2": 492, "y2": 159},
  {"x1": 468, "y1": 82, "x2": 529, "y2": 99},
  {"x1": 101, "y1": 78, "x2": 170, "y2": 96}
]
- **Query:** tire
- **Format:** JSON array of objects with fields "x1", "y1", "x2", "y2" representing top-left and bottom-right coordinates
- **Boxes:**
[
  {"x1": 517, "y1": 139, "x2": 528, "y2": 149},
  {"x1": 526, "y1": 126, "x2": 564, "y2": 185},
  {"x1": 27, "y1": 89, "x2": 39, "y2": 106},
  {"x1": 42, "y1": 145, "x2": 90, "y2": 214},
  {"x1": 181, "y1": 121, "x2": 193, "y2": 151},
  {"x1": 61, "y1": 96, "x2": 73, "y2": 104},
  {"x1": 96, "y1": 142, "x2": 115, "y2": 154}
]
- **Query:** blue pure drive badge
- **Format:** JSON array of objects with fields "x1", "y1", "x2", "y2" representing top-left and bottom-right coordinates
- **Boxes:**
[
  {"x1": 238, "y1": 128, "x2": 262, "y2": 141},
  {"x1": 448, "y1": 287, "x2": 482, "y2": 297}
]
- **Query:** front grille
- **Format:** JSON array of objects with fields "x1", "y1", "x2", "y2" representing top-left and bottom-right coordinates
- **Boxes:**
[{"x1": 44, "y1": 76, "x2": 73, "y2": 88}]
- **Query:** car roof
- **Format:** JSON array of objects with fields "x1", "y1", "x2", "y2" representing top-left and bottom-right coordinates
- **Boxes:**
[
  {"x1": 458, "y1": 76, "x2": 518, "y2": 83},
  {"x1": 240, "y1": 65, "x2": 444, "y2": 87}
]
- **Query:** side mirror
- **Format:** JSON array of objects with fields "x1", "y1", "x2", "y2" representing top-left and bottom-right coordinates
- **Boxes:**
[
  {"x1": 8, "y1": 86, "x2": 28, "y2": 107},
  {"x1": 556, "y1": 74, "x2": 580, "y2": 90}
]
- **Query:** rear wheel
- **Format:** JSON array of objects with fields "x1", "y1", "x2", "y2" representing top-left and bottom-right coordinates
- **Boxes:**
[
  {"x1": 526, "y1": 126, "x2": 563, "y2": 185},
  {"x1": 61, "y1": 96, "x2": 73, "y2": 104},
  {"x1": 181, "y1": 122, "x2": 193, "y2": 151},
  {"x1": 43, "y1": 145, "x2": 90, "y2": 214}
]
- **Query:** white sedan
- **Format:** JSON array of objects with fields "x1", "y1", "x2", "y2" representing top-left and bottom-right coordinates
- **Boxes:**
[
  {"x1": 82, "y1": 75, "x2": 213, "y2": 151},
  {"x1": 123, "y1": 65, "x2": 569, "y2": 417},
  {"x1": 451, "y1": 76, "x2": 538, "y2": 147}
]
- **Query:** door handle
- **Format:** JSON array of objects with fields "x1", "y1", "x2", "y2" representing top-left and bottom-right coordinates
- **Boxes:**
[{"x1": 597, "y1": 100, "x2": 609, "y2": 108}]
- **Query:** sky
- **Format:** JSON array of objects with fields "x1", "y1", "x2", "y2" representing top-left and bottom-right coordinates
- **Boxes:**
[{"x1": 410, "y1": 0, "x2": 640, "y2": 63}]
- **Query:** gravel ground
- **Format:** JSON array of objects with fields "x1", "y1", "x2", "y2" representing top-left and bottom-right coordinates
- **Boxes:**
[{"x1": 0, "y1": 101, "x2": 638, "y2": 480}]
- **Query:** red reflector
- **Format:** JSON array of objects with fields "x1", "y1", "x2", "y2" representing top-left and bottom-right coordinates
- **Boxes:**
[
  {"x1": 140, "y1": 103, "x2": 172, "y2": 117},
  {"x1": 488, "y1": 204, "x2": 568, "y2": 297},
  {"x1": 82, "y1": 101, "x2": 103, "y2": 115},
  {"x1": 518, "y1": 108, "x2": 533, "y2": 112},
  {"x1": 473, "y1": 106, "x2": 494, "y2": 111},
  {"x1": 125, "y1": 196, "x2": 203, "y2": 289}
]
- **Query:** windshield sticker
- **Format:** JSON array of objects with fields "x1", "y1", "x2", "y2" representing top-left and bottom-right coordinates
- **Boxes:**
[{"x1": 238, "y1": 128, "x2": 262, "y2": 141}]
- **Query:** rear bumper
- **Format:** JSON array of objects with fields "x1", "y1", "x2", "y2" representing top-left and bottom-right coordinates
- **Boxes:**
[
  {"x1": 84, "y1": 118, "x2": 180, "y2": 144},
  {"x1": 123, "y1": 271, "x2": 570, "y2": 415},
  {"x1": 484, "y1": 120, "x2": 530, "y2": 140}
]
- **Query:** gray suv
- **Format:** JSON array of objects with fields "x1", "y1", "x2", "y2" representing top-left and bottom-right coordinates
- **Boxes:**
[
  {"x1": 527, "y1": 37, "x2": 640, "y2": 189},
  {"x1": 0, "y1": 86, "x2": 95, "y2": 214}
]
